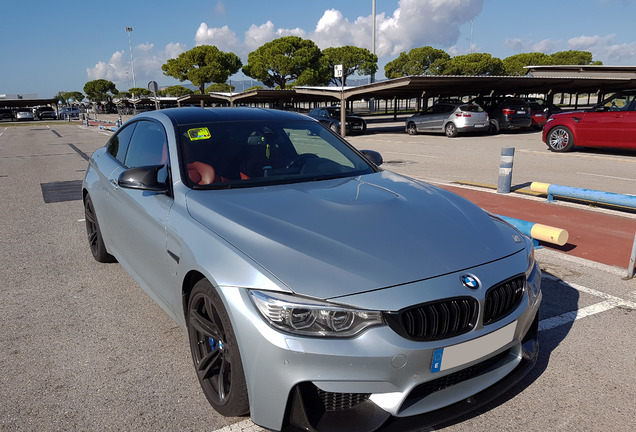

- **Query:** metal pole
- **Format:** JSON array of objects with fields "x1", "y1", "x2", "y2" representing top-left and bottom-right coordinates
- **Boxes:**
[
  {"x1": 125, "y1": 27, "x2": 136, "y2": 89},
  {"x1": 369, "y1": 0, "x2": 376, "y2": 112}
]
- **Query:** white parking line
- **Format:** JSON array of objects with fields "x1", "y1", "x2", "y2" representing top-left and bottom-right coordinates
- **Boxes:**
[
  {"x1": 576, "y1": 172, "x2": 636, "y2": 182},
  {"x1": 539, "y1": 300, "x2": 616, "y2": 331},
  {"x1": 540, "y1": 274, "x2": 636, "y2": 332}
]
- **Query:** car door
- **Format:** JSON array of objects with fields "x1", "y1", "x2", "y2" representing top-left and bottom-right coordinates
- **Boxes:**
[
  {"x1": 415, "y1": 106, "x2": 437, "y2": 130},
  {"x1": 105, "y1": 119, "x2": 175, "y2": 305},
  {"x1": 618, "y1": 96, "x2": 636, "y2": 148},
  {"x1": 430, "y1": 104, "x2": 454, "y2": 131},
  {"x1": 575, "y1": 93, "x2": 635, "y2": 147}
]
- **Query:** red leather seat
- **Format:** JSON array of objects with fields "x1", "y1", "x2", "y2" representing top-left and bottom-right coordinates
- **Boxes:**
[{"x1": 187, "y1": 162, "x2": 215, "y2": 185}]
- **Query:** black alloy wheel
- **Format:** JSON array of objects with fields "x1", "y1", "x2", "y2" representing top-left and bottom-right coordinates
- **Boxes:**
[
  {"x1": 84, "y1": 195, "x2": 114, "y2": 263},
  {"x1": 187, "y1": 279, "x2": 249, "y2": 417}
]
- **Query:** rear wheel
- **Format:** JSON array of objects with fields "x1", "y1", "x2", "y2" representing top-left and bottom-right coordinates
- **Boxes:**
[
  {"x1": 488, "y1": 119, "x2": 500, "y2": 135},
  {"x1": 407, "y1": 122, "x2": 417, "y2": 135},
  {"x1": 547, "y1": 126, "x2": 574, "y2": 152},
  {"x1": 84, "y1": 195, "x2": 115, "y2": 263},
  {"x1": 445, "y1": 122, "x2": 458, "y2": 137},
  {"x1": 187, "y1": 279, "x2": 249, "y2": 417},
  {"x1": 329, "y1": 122, "x2": 339, "y2": 134}
]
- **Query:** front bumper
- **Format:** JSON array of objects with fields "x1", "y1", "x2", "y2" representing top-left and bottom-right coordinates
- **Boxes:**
[{"x1": 221, "y1": 253, "x2": 541, "y2": 431}]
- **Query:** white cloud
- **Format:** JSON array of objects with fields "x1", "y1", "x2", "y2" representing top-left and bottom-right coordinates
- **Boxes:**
[
  {"x1": 136, "y1": 43, "x2": 154, "y2": 52},
  {"x1": 309, "y1": 0, "x2": 483, "y2": 57},
  {"x1": 567, "y1": 34, "x2": 636, "y2": 64},
  {"x1": 87, "y1": 42, "x2": 188, "y2": 91},
  {"x1": 214, "y1": 0, "x2": 226, "y2": 16},
  {"x1": 195, "y1": 23, "x2": 240, "y2": 52},
  {"x1": 165, "y1": 42, "x2": 186, "y2": 59},
  {"x1": 88, "y1": 0, "x2": 487, "y2": 85}
]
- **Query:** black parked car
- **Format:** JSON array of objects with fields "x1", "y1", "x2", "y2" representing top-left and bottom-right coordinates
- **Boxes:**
[
  {"x1": 34, "y1": 106, "x2": 57, "y2": 120},
  {"x1": 307, "y1": 106, "x2": 367, "y2": 134},
  {"x1": 470, "y1": 96, "x2": 532, "y2": 133},
  {"x1": 0, "y1": 108, "x2": 14, "y2": 121}
]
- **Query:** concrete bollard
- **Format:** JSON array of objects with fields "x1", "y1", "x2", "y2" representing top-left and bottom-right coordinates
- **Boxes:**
[
  {"x1": 497, "y1": 147, "x2": 515, "y2": 194},
  {"x1": 497, "y1": 215, "x2": 569, "y2": 246}
]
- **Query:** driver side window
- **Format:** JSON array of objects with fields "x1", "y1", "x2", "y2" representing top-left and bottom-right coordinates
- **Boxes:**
[{"x1": 124, "y1": 120, "x2": 168, "y2": 169}]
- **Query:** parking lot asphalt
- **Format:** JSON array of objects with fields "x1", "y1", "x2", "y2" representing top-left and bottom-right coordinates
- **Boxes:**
[{"x1": 1, "y1": 119, "x2": 634, "y2": 432}]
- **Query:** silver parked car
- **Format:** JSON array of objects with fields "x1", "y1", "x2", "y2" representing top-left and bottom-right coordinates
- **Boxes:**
[
  {"x1": 406, "y1": 102, "x2": 489, "y2": 137},
  {"x1": 14, "y1": 107, "x2": 34, "y2": 121},
  {"x1": 83, "y1": 107, "x2": 541, "y2": 432}
]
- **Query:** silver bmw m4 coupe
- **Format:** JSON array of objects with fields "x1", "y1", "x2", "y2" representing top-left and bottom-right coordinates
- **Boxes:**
[{"x1": 83, "y1": 107, "x2": 541, "y2": 432}]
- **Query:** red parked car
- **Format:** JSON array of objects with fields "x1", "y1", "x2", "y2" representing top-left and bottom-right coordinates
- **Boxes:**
[
  {"x1": 525, "y1": 100, "x2": 547, "y2": 129},
  {"x1": 542, "y1": 90, "x2": 636, "y2": 152}
]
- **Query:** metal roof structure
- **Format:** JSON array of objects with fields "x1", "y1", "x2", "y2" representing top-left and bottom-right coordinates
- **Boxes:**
[{"x1": 172, "y1": 68, "x2": 636, "y2": 107}]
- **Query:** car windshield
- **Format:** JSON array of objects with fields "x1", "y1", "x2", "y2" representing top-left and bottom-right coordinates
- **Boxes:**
[{"x1": 179, "y1": 118, "x2": 375, "y2": 189}]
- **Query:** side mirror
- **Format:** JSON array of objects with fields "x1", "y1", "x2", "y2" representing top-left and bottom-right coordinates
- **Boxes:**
[
  {"x1": 361, "y1": 150, "x2": 383, "y2": 167},
  {"x1": 118, "y1": 165, "x2": 168, "y2": 192}
]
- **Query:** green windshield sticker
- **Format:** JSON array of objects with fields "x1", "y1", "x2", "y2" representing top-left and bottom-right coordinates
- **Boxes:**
[{"x1": 187, "y1": 127, "x2": 211, "y2": 141}]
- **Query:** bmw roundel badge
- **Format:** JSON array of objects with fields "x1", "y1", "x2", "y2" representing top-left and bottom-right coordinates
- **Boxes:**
[{"x1": 460, "y1": 274, "x2": 480, "y2": 290}]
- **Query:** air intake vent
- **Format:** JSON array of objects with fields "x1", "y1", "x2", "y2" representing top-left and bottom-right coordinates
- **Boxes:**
[
  {"x1": 385, "y1": 297, "x2": 478, "y2": 341},
  {"x1": 484, "y1": 275, "x2": 525, "y2": 325}
]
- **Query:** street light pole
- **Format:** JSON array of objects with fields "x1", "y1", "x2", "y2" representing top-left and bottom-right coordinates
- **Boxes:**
[
  {"x1": 125, "y1": 27, "x2": 136, "y2": 89},
  {"x1": 370, "y1": 0, "x2": 376, "y2": 112}
]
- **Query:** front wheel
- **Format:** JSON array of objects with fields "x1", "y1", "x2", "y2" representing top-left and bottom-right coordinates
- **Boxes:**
[
  {"x1": 187, "y1": 279, "x2": 249, "y2": 417},
  {"x1": 546, "y1": 126, "x2": 574, "y2": 152},
  {"x1": 329, "y1": 122, "x2": 339, "y2": 134},
  {"x1": 406, "y1": 122, "x2": 417, "y2": 135},
  {"x1": 445, "y1": 122, "x2": 458, "y2": 137}
]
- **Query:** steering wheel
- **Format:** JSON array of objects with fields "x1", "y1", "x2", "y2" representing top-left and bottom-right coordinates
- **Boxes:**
[{"x1": 286, "y1": 153, "x2": 318, "y2": 170}]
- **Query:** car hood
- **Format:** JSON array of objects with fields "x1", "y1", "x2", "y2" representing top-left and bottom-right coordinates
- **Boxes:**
[{"x1": 185, "y1": 172, "x2": 524, "y2": 299}]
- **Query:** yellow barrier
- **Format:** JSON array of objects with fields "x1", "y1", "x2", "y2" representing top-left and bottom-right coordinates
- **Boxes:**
[{"x1": 530, "y1": 223, "x2": 569, "y2": 246}]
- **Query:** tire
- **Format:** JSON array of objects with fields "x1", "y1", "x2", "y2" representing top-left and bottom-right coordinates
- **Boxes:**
[
  {"x1": 406, "y1": 122, "x2": 417, "y2": 135},
  {"x1": 329, "y1": 122, "x2": 339, "y2": 134},
  {"x1": 445, "y1": 122, "x2": 458, "y2": 137},
  {"x1": 84, "y1": 195, "x2": 115, "y2": 263},
  {"x1": 546, "y1": 126, "x2": 574, "y2": 152},
  {"x1": 488, "y1": 119, "x2": 500, "y2": 135},
  {"x1": 187, "y1": 279, "x2": 249, "y2": 417}
]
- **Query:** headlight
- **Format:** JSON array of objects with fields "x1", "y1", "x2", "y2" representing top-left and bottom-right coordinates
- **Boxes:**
[
  {"x1": 523, "y1": 235, "x2": 541, "y2": 304},
  {"x1": 524, "y1": 235, "x2": 535, "y2": 278},
  {"x1": 249, "y1": 290, "x2": 384, "y2": 337}
]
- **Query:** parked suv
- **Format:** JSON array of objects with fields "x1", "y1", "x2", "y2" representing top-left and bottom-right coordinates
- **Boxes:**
[
  {"x1": 58, "y1": 106, "x2": 80, "y2": 119},
  {"x1": 542, "y1": 90, "x2": 636, "y2": 152},
  {"x1": 406, "y1": 101, "x2": 489, "y2": 137},
  {"x1": 470, "y1": 96, "x2": 532, "y2": 133}
]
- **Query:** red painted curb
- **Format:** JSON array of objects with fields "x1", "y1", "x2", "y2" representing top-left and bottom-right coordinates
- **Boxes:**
[{"x1": 440, "y1": 184, "x2": 636, "y2": 269}]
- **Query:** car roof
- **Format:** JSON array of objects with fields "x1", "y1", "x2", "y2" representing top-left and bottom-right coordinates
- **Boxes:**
[{"x1": 137, "y1": 107, "x2": 311, "y2": 127}]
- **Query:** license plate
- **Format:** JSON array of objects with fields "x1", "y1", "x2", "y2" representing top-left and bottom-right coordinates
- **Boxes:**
[
  {"x1": 517, "y1": 110, "x2": 526, "y2": 114},
  {"x1": 430, "y1": 321, "x2": 516, "y2": 373},
  {"x1": 474, "y1": 124, "x2": 486, "y2": 128}
]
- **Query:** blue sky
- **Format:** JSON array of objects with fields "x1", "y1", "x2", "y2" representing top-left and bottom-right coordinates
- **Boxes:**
[{"x1": 2, "y1": 0, "x2": 636, "y2": 98}]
